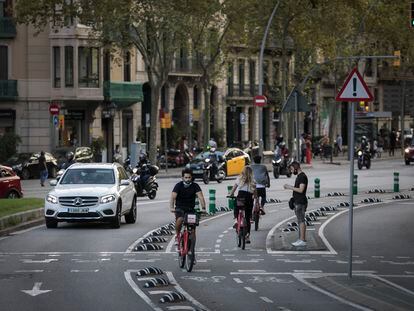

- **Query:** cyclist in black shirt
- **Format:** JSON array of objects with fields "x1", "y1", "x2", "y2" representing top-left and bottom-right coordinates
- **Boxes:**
[
  {"x1": 283, "y1": 161, "x2": 308, "y2": 247},
  {"x1": 170, "y1": 168, "x2": 206, "y2": 242}
]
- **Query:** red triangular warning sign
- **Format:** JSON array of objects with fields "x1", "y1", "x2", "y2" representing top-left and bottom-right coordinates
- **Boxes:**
[{"x1": 336, "y1": 68, "x2": 373, "y2": 102}]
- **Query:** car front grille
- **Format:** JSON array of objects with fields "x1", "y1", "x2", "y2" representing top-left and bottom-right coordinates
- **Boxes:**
[
  {"x1": 59, "y1": 196, "x2": 99, "y2": 207},
  {"x1": 56, "y1": 212, "x2": 101, "y2": 218}
]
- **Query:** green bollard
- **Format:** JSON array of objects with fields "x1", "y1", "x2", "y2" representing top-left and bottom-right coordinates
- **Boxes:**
[
  {"x1": 393, "y1": 172, "x2": 399, "y2": 192},
  {"x1": 353, "y1": 175, "x2": 358, "y2": 195},
  {"x1": 208, "y1": 189, "x2": 216, "y2": 214},
  {"x1": 227, "y1": 185, "x2": 235, "y2": 210},
  {"x1": 314, "y1": 178, "x2": 320, "y2": 198}
]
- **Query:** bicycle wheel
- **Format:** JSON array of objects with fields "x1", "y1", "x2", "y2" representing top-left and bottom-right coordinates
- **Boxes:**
[
  {"x1": 185, "y1": 237, "x2": 195, "y2": 272},
  {"x1": 254, "y1": 212, "x2": 259, "y2": 231},
  {"x1": 237, "y1": 226, "x2": 241, "y2": 248},
  {"x1": 178, "y1": 234, "x2": 186, "y2": 268}
]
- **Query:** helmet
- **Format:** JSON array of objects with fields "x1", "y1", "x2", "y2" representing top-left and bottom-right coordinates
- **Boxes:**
[
  {"x1": 210, "y1": 147, "x2": 216, "y2": 153},
  {"x1": 279, "y1": 142, "x2": 286, "y2": 147},
  {"x1": 66, "y1": 151, "x2": 74, "y2": 161}
]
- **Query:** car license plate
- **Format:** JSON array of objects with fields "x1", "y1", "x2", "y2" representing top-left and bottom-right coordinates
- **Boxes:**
[
  {"x1": 193, "y1": 170, "x2": 203, "y2": 174},
  {"x1": 68, "y1": 207, "x2": 89, "y2": 213}
]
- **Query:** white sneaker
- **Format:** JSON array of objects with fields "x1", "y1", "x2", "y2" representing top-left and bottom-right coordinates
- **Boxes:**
[
  {"x1": 292, "y1": 240, "x2": 307, "y2": 247},
  {"x1": 291, "y1": 239, "x2": 301, "y2": 246}
]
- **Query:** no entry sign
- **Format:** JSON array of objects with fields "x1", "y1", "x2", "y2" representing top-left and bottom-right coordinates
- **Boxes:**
[
  {"x1": 254, "y1": 95, "x2": 267, "y2": 107},
  {"x1": 49, "y1": 104, "x2": 60, "y2": 115}
]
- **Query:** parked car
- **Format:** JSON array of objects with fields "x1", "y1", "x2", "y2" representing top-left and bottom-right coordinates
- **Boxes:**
[
  {"x1": 186, "y1": 148, "x2": 250, "y2": 180},
  {"x1": 4, "y1": 152, "x2": 58, "y2": 180},
  {"x1": 404, "y1": 137, "x2": 414, "y2": 165},
  {"x1": 53, "y1": 147, "x2": 94, "y2": 168},
  {"x1": 157, "y1": 149, "x2": 185, "y2": 168},
  {"x1": 0, "y1": 165, "x2": 23, "y2": 199},
  {"x1": 44, "y1": 162, "x2": 136, "y2": 228}
]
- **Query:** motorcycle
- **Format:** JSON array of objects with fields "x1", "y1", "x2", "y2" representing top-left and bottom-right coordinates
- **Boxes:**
[
  {"x1": 123, "y1": 156, "x2": 133, "y2": 174},
  {"x1": 130, "y1": 163, "x2": 159, "y2": 199},
  {"x1": 272, "y1": 147, "x2": 292, "y2": 179},
  {"x1": 357, "y1": 146, "x2": 371, "y2": 170},
  {"x1": 202, "y1": 157, "x2": 226, "y2": 184}
]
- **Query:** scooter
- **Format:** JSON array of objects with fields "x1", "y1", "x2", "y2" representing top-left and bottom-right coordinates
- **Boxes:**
[
  {"x1": 202, "y1": 158, "x2": 225, "y2": 184},
  {"x1": 357, "y1": 146, "x2": 371, "y2": 170},
  {"x1": 130, "y1": 164, "x2": 159, "y2": 199},
  {"x1": 272, "y1": 148, "x2": 292, "y2": 179}
]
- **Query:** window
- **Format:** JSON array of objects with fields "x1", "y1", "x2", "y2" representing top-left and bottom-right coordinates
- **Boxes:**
[
  {"x1": 193, "y1": 86, "x2": 199, "y2": 109},
  {"x1": 227, "y1": 62, "x2": 234, "y2": 96},
  {"x1": 123, "y1": 51, "x2": 131, "y2": 82},
  {"x1": 1, "y1": 0, "x2": 13, "y2": 18},
  {"x1": 238, "y1": 60, "x2": 245, "y2": 96},
  {"x1": 53, "y1": 47, "x2": 61, "y2": 88},
  {"x1": 103, "y1": 51, "x2": 110, "y2": 81},
  {"x1": 65, "y1": 46, "x2": 73, "y2": 87},
  {"x1": 78, "y1": 47, "x2": 99, "y2": 88},
  {"x1": 249, "y1": 60, "x2": 256, "y2": 95},
  {"x1": 0, "y1": 46, "x2": 8, "y2": 80}
]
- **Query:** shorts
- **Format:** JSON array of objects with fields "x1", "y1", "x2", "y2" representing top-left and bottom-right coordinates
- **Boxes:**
[
  {"x1": 294, "y1": 203, "x2": 307, "y2": 224},
  {"x1": 175, "y1": 208, "x2": 194, "y2": 220},
  {"x1": 256, "y1": 187, "x2": 266, "y2": 207}
]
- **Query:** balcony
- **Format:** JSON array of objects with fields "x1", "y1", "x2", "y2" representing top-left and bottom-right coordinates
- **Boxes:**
[
  {"x1": 227, "y1": 84, "x2": 256, "y2": 97},
  {"x1": 103, "y1": 81, "x2": 143, "y2": 107},
  {"x1": 0, "y1": 80, "x2": 18, "y2": 100},
  {"x1": 0, "y1": 17, "x2": 17, "y2": 38},
  {"x1": 170, "y1": 57, "x2": 203, "y2": 75}
]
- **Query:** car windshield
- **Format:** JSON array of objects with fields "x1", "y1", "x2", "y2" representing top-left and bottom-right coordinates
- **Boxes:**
[
  {"x1": 194, "y1": 151, "x2": 224, "y2": 161},
  {"x1": 60, "y1": 168, "x2": 115, "y2": 185}
]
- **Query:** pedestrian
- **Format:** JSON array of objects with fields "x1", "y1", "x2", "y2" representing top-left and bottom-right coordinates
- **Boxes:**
[
  {"x1": 305, "y1": 134, "x2": 312, "y2": 164},
  {"x1": 283, "y1": 161, "x2": 308, "y2": 247},
  {"x1": 250, "y1": 155, "x2": 270, "y2": 215},
  {"x1": 228, "y1": 166, "x2": 258, "y2": 244},
  {"x1": 336, "y1": 134, "x2": 343, "y2": 155},
  {"x1": 300, "y1": 133, "x2": 306, "y2": 163},
  {"x1": 389, "y1": 129, "x2": 396, "y2": 156},
  {"x1": 39, "y1": 151, "x2": 48, "y2": 187}
]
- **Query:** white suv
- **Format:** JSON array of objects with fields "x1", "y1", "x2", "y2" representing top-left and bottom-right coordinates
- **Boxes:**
[{"x1": 45, "y1": 163, "x2": 136, "y2": 229}]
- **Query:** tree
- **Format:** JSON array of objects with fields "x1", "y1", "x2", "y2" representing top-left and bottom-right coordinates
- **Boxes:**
[{"x1": 15, "y1": 0, "x2": 192, "y2": 163}]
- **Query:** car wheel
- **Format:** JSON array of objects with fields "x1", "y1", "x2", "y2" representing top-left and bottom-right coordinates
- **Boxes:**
[
  {"x1": 111, "y1": 201, "x2": 122, "y2": 229},
  {"x1": 7, "y1": 190, "x2": 20, "y2": 199},
  {"x1": 45, "y1": 218, "x2": 58, "y2": 228},
  {"x1": 125, "y1": 196, "x2": 137, "y2": 224},
  {"x1": 21, "y1": 168, "x2": 30, "y2": 180},
  {"x1": 49, "y1": 166, "x2": 57, "y2": 178}
]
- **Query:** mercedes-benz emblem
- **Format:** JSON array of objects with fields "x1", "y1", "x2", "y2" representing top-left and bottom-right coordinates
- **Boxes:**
[{"x1": 74, "y1": 197, "x2": 83, "y2": 206}]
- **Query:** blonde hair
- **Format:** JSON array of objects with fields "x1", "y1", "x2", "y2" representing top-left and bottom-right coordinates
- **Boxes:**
[{"x1": 239, "y1": 166, "x2": 256, "y2": 190}]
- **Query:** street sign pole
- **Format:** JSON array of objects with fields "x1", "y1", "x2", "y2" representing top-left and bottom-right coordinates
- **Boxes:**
[
  {"x1": 348, "y1": 101, "x2": 355, "y2": 278},
  {"x1": 295, "y1": 91, "x2": 300, "y2": 162}
]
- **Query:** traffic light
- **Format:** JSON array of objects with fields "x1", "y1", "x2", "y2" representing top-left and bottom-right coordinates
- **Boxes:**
[{"x1": 411, "y1": 2, "x2": 414, "y2": 28}]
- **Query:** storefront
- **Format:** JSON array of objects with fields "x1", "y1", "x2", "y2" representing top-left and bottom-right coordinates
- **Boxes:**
[
  {"x1": 58, "y1": 109, "x2": 86, "y2": 147},
  {"x1": 0, "y1": 109, "x2": 15, "y2": 135}
]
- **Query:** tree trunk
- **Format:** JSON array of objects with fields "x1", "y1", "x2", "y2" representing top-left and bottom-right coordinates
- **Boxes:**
[
  {"x1": 203, "y1": 79, "x2": 211, "y2": 148},
  {"x1": 148, "y1": 83, "x2": 161, "y2": 164}
]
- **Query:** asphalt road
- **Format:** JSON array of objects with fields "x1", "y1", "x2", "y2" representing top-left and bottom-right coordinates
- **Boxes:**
[{"x1": 0, "y1": 158, "x2": 413, "y2": 310}]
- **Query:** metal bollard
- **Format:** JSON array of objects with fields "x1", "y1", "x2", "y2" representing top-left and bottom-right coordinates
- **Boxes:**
[
  {"x1": 353, "y1": 175, "x2": 358, "y2": 195},
  {"x1": 208, "y1": 189, "x2": 216, "y2": 214},
  {"x1": 393, "y1": 172, "x2": 399, "y2": 192},
  {"x1": 314, "y1": 178, "x2": 320, "y2": 198},
  {"x1": 227, "y1": 185, "x2": 235, "y2": 210}
]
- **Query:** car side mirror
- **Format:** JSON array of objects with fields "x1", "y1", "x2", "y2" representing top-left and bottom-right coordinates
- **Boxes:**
[
  {"x1": 49, "y1": 180, "x2": 57, "y2": 186},
  {"x1": 120, "y1": 179, "x2": 130, "y2": 186}
]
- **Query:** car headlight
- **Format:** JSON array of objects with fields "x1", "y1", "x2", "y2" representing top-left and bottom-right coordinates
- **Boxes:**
[
  {"x1": 276, "y1": 159, "x2": 282, "y2": 163},
  {"x1": 205, "y1": 158, "x2": 210, "y2": 163},
  {"x1": 357, "y1": 151, "x2": 362, "y2": 156},
  {"x1": 185, "y1": 164, "x2": 190, "y2": 168},
  {"x1": 405, "y1": 148, "x2": 410, "y2": 153},
  {"x1": 46, "y1": 194, "x2": 58, "y2": 204},
  {"x1": 272, "y1": 160, "x2": 276, "y2": 164},
  {"x1": 101, "y1": 194, "x2": 116, "y2": 204}
]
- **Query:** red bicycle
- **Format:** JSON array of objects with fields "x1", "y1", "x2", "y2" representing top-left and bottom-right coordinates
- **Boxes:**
[
  {"x1": 178, "y1": 212, "x2": 199, "y2": 272},
  {"x1": 228, "y1": 196, "x2": 247, "y2": 250}
]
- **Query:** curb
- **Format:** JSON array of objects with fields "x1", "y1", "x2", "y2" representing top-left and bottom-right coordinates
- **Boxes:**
[{"x1": 0, "y1": 208, "x2": 44, "y2": 236}]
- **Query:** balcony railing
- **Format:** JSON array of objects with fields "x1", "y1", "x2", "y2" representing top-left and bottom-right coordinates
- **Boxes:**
[
  {"x1": 170, "y1": 57, "x2": 203, "y2": 74},
  {"x1": 0, "y1": 80, "x2": 18, "y2": 100},
  {"x1": 227, "y1": 84, "x2": 257, "y2": 97},
  {"x1": 103, "y1": 81, "x2": 143, "y2": 104},
  {"x1": 0, "y1": 17, "x2": 17, "y2": 38}
]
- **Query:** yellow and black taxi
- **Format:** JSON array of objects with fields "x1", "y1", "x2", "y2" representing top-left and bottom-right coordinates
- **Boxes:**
[{"x1": 186, "y1": 148, "x2": 250, "y2": 180}]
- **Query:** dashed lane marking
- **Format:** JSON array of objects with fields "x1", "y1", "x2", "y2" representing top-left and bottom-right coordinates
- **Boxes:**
[
  {"x1": 260, "y1": 297, "x2": 274, "y2": 303},
  {"x1": 70, "y1": 269, "x2": 99, "y2": 273},
  {"x1": 21, "y1": 259, "x2": 58, "y2": 263},
  {"x1": 380, "y1": 260, "x2": 414, "y2": 265},
  {"x1": 244, "y1": 286, "x2": 257, "y2": 293},
  {"x1": 233, "y1": 278, "x2": 243, "y2": 284},
  {"x1": 166, "y1": 307, "x2": 197, "y2": 310},
  {"x1": 15, "y1": 270, "x2": 43, "y2": 273}
]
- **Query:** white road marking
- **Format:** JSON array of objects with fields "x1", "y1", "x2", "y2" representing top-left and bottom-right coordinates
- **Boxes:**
[
  {"x1": 227, "y1": 259, "x2": 264, "y2": 263},
  {"x1": 192, "y1": 269, "x2": 211, "y2": 273},
  {"x1": 21, "y1": 259, "x2": 58, "y2": 263},
  {"x1": 372, "y1": 256, "x2": 384, "y2": 259},
  {"x1": 397, "y1": 256, "x2": 410, "y2": 259},
  {"x1": 71, "y1": 259, "x2": 98, "y2": 263},
  {"x1": 307, "y1": 228, "x2": 316, "y2": 231},
  {"x1": 244, "y1": 286, "x2": 257, "y2": 293},
  {"x1": 124, "y1": 270, "x2": 163, "y2": 311},
  {"x1": 136, "y1": 277, "x2": 158, "y2": 281},
  {"x1": 148, "y1": 290, "x2": 171, "y2": 295},
  {"x1": 15, "y1": 270, "x2": 44, "y2": 273},
  {"x1": 21, "y1": 282, "x2": 52, "y2": 297},
  {"x1": 166, "y1": 307, "x2": 197, "y2": 310},
  {"x1": 237, "y1": 270, "x2": 266, "y2": 273},
  {"x1": 223, "y1": 230, "x2": 228, "y2": 234},
  {"x1": 380, "y1": 260, "x2": 414, "y2": 265},
  {"x1": 293, "y1": 270, "x2": 322, "y2": 273},
  {"x1": 260, "y1": 297, "x2": 273, "y2": 303},
  {"x1": 139, "y1": 200, "x2": 169, "y2": 205},
  {"x1": 216, "y1": 239, "x2": 222, "y2": 243},
  {"x1": 122, "y1": 258, "x2": 160, "y2": 263},
  {"x1": 166, "y1": 272, "x2": 211, "y2": 311},
  {"x1": 233, "y1": 278, "x2": 243, "y2": 284},
  {"x1": 370, "y1": 275, "x2": 414, "y2": 296},
  {"x1": 218, "y1": 234, "x2": 224, "y2": 238},
  {"x1": 328, "y1": 260, "x2": 365, "y2": 264},
  {"x1": 405, "y1": 271, "x2": 414, "y2": 274},
  {"x1": 70, "y1": 269, "x2": 99, "y2": 273},
  {"x1": 215, "y1": 244, "x2": 220, "y2": 248},
  {"x1": 277, "y1": 259, "x2": 315, "y2": 263}
]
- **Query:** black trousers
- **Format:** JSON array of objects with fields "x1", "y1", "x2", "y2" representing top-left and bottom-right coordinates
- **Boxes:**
[{"x1": 234, "y1": 190, "x2": 253, "y2": 234}]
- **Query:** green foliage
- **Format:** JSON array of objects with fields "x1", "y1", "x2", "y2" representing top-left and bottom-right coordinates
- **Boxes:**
[
  {"x1": 0, "y1": 198, "x2": 43, "y2": 219},
  {"x1": 0, "y1": 133, "x2": 22, "y2": 163}
]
